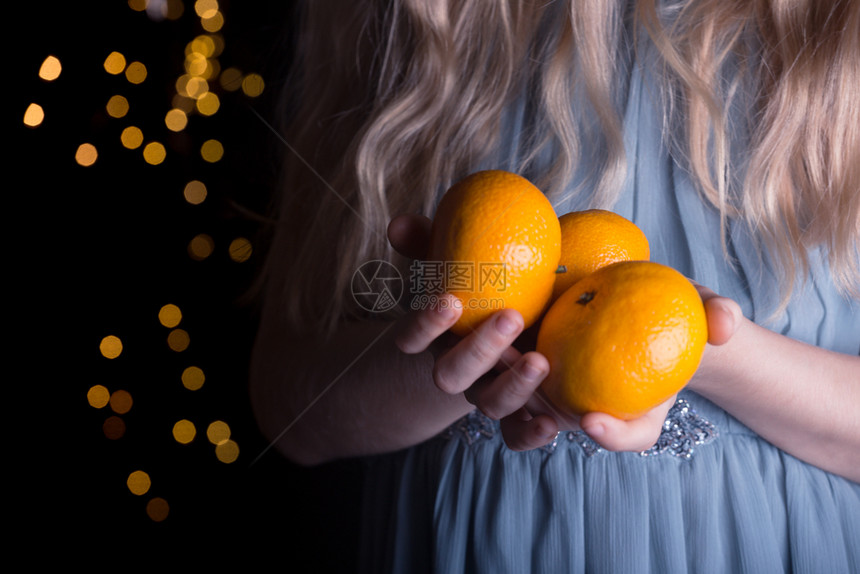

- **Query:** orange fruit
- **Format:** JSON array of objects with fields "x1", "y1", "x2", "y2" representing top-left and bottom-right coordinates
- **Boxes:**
[
  {"x1": 536, "y1": 260, "x2": 707, "y2": 420},
  {"x1": 427, "y1": 170, "x2": 561, "y2": 336},
  {"x1": 552, "y1": 209, "x2": 650, "y2": 302}
]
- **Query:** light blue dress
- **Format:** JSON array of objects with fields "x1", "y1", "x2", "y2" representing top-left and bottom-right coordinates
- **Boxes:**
[{"x1": 358, "y1": 24, "x2": 860, "y2": 574}]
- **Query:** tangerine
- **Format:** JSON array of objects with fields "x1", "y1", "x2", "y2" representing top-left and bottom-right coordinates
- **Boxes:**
[
  {"x1": 552, "y1": 209, "x2": 650, "y2": 302},
  {"x1": 427, "y1": 170, "x2": 561, "y2": 336},
  {"x1": 536, "y1": 260, "x2": 707, "y2": 420}
]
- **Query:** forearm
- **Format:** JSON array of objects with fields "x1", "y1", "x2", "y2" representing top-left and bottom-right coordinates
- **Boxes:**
[
  {"x1": 689, "y1": 317, "x2": 860, "y2": 482},
  {"x1": 249, "y1": 315, "x2": 473, "y2": 466}
]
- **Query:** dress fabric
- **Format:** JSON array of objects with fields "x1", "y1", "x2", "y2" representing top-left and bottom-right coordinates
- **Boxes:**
[{"x1": 357, "y1": 28, "x2": 860, "y2": 574}]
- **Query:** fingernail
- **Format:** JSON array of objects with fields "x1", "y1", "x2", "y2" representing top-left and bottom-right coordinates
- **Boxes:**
[
  {"x1": 520, "y1": 359, "x2": 544, "y2": 381},
  {"x1": 583, "y1": 423, "x2": 605, "y2": 438},
  {"x1": 495, "y1": 313, "x2": 521, "y2": 336},
  {"x1": 435, "y1": 302, "x2": 454, "y2": 320}
]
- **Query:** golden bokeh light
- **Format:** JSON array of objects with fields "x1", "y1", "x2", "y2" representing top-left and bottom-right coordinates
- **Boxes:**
[
  {"x1": 106, "y1": 94, "x2": 130, "y2": 118},
  {"x1": 201, "y1": 12, "x2": 225, "y2": 33},
  {"x1": 76, "y1": 143, "x2": 98, "y2": 167},
  {"x1": 215, "y1": 439, "x2": 240, "y2": 463},
  {"x1": 146, "y1": 497, "x2": 170, "y2": 522},
  {"x1": 183, "y1": 180, "x2": 207, "y2": 205},
  {"x1": 176, "y1": 74, "x2": 209, "y2": 99},
  {"x1": 100, "y1": 335, "x2": 123, "y2": 359},
  {"x1": 185, "y1": 52, "x2": 209, "y2": 77},
  {"x1": 23, "y1": 103, "x2": 45, "y2": 127},
  {"x1": 195, "y1": 91, "x2": 220, "y2": 116},
  {"x1": 200, "y1": 139, "x2": 223, "y2": 163},
  {"x1": 206, "y1": 420, "x2": 231, "y2": 444},
  {"x1": 194, "y1": 0, "x2": 219, "y2": 19},
  {"x1": 158, "y1": 303, "x2": 182, "y2": 328},
  {"x1": 110, "y1": 389, "x2": 134, "y2": 415},
  {"x1": 121, "y1": 126, "x2": 144, "y2": 149},
  {"x1": 165, "y1": 108, "x2": 188, "y2": 132},
  {"x1": 167, "y1": 328, "x2": 191, "y2": 352},
  {"x1": 143, "y1": 141, "x2": 167, "y2": 165},
  {"x1": 39, "y1": 55, "x2": 62, "y2": 81},
  {"x1": 219, "y1": 67, "x2": 242, "y2": 91},
  {"x1": 104, "y1": 51, "x2": 127, "y2": 75},
  {"x1": 241, "y1": 73, "x2": 265, "y2": 97},
  {"x1": 87, "y1": 385, "x2": 111, "y2": 408},
  {"x1": 228, "y1": 237, "x2": 252, "y2": 263},
  {"x1": 189, "y1": 35, "x2": 217, "y2": 58},
  {"x1": 188, "y1": 233, "x2": 215, "y2": 260},
  {"x1": 181, "y1": 365, "x2": 206, "y2": 390},
  {"x1": 103, "y1": 415, "x2": 127, "y2": 440},
  {"x1": 172, "y1": 419, "x2": 197, "y2": 444},
  {"x1": 128, "y1": 0, "x2": 147, "y2": 11},
  {"x1": 125, "y1": 61, "x2": 148, "y2": 84},
  {"x1": 127, "y1": 470, "x2": 151, "y2": 496}
]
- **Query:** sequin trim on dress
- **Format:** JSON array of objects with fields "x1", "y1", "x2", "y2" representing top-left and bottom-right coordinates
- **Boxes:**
[
  {"x1": 445, "y1": 398, "x2": 718, "y2": 459},
  {"x1": 638, "y1": 398, "x2": 719, "y2": 459}
]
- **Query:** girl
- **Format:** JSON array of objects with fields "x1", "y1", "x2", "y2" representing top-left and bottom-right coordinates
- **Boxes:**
[{"x1": 251, "y1": 1, "x2": 860, "y2": 571}]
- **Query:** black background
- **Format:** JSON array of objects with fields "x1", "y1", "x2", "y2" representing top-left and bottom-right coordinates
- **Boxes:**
[{"x1": 16, "y1": 2, "x2": 362, "y2": 569}]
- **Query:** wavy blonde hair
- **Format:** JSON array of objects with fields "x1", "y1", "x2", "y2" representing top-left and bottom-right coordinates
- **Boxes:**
[{"x1": 263, "y1": 0, "x2": 860, "y2": 336}]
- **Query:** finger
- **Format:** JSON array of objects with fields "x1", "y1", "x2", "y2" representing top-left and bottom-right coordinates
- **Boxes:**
[
  {"x1": 693, "y1": 284, "x2": 743, "y2": 346},
  {"x1": 387, "y1": 214, "x2": 432, "y2": 260},
  {"x1": 493, "y1": 345, "x2": 523, "y2": 374},
  {"x1": 465, "y1": 352, "x2": 549, "y2": 421},
  {"x1": 499, "y1": 408, "x2": 559, "y2": 451},
  {"x1": 433, "y1": 309, "x2": 524, "y2": 394},
  {"x1": 394, "y1": 293, "x2": 462, "y2": 354},
  {"x1": 579, "y1": 396, "x2": 675, "y2": 452}
]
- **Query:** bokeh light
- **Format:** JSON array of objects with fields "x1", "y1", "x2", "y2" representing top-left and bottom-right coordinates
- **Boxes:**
[
  {"x1": 106, "y1": 95, "x2": 130, "y2": 118},
  {"x1": 143, "y1": 141, "x2": 167, "y2": 165},
  {"x1": 100, "y1": 335, "x2": 123, "y2": 359},
  {"x1": 194, "y1": 0, "x2": 219, "y2": 19},
  {"x1": 206, "y1": 420, "x2": 231, "y2": 444},
  {"x1": 125, "y1": 61, "x2": 148, "y2": 84},
  {"x1": 228, "y1": 237, "x2": 252, "y2": 262},
  {"x1": 146, "y1": 497, "x2": 170, "y2": 522},
  {"x1": 181, "y1": 365, "x2": 206, "y2": 390},
  {"x1": 165, "y1": 108, "x2": 188, "y2": 131},
  {"x1": 167, "y1": 328, "x2": 190, "y2": 352},
  {"x1": 104, "y1": 51, "x2": 127, "y2": 75},
  {"x1": 158, "y1": 304, "x2": 182, "y2": 327},
  {"x1": 196, "y1": 91, "x2": 220, "y2": 116},
  {"x1": 200, "y1": 139, "x2": 223, "y2": 162},
  {"x1": 219, "y1": 67, "x2": 242, "y2": 91},
  {"x1": 215, "y1": 439, "x2": 240, "y2": 463},
  {"x1": 76, "y1": 143, "x2": 98, "y2": 167},
  {"x1": 188, "y1": 233, "x2": 215, "y2": 260},
  {"x1": 24, "y1": 103, "x2": 45, "y2": 127},
  {"x1": 172, "y1": 419, "x2": 197, "y2": 444},
  {"x1": 31, "y1": 0, "x2": 277, "y2": 535},
  {"x1": 87, "y1": 385, "x2": 111, "y2": 408},
  {"x1": 127, "y1": 470, "x2": 151, "y2": 496},
  {"x1": 110, "y1": 389, "x2": 134, "y2": 414},
  {"x1": 183, "y1": 180, "x2": 207, "y2": 204},
  {"x1": 103, "y1": 415, "x2": 127, "y2": 440},
  {"x1": 241, "y1": 73, "x2": 265, "y2": 97},
  {"x1": 39, "y1": 55, "x2": 62, "y2": 81},
  {"x1": 121, "y1": 126, "x2": 144, "y2": 149}
]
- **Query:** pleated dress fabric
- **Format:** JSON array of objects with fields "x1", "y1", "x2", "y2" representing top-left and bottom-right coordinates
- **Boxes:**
[{"x1": 357, "y1": 23, "x2": 860, "y2": 574}]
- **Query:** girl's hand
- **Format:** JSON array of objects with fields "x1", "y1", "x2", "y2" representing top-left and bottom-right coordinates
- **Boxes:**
[
  {"x1": 387, "y1": 214, "x2": 743, "y2": 454},
  {"x1": 389, "y1": 214, "x2": 560, "y2": 450}
]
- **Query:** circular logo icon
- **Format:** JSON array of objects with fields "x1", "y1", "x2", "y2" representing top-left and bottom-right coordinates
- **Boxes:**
[{"x1": 351, "y1": 260, "x2": 403, "y2": 313}]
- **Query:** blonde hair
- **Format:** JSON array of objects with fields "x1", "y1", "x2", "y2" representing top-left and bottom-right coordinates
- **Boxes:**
[{"x1": 263, "y1": 0, "x2": 860, "y2": 335}]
